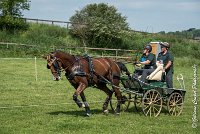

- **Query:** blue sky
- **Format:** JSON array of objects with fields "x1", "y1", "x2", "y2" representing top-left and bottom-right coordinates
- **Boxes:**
[{"x1": 24, "y1": 0, "x2": 200, "y2": 33}]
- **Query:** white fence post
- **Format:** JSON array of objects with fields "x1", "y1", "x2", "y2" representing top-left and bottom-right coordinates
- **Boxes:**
[{"x1": 35, "y1": 57, "x2": 38, "y2": 81}]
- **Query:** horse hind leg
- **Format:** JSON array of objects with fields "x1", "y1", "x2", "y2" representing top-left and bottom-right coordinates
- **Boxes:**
[
  {"x1": 112, "y1": 75, "x2": 122, "y2": 115},
  {"x1": 97, "y1": 83, "x2": 113, "y2": 115}
]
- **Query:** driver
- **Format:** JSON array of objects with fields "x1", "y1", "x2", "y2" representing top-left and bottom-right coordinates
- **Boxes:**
[{"x1": 134, "y1": 44, "x2": 156, "y2": 86}]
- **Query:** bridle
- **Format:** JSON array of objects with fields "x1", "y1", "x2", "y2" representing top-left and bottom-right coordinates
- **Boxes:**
[
  {"x1": 46, "y1": 55, "x2": 79, "y2": 77},
  {"x1": 46, "y1": 56, "x2": 62, "y2": 80}
]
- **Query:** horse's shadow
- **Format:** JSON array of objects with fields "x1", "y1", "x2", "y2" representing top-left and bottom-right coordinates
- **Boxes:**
[{"x1": 47, "y1": 109, "x2": 103, "y2": 117}]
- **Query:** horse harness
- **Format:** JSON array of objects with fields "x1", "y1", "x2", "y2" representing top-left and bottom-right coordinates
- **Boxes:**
[
  {"x1": 64, "y1": 55, "x2": 95, "y2": 86},
  {"x1": 48, "y1": 54, "x2": 113, "y2": 86}
]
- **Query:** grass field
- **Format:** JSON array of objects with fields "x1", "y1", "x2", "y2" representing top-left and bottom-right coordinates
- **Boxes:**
[{"x1": 0, "y1": 58, "x2": 199, "y2": 134}]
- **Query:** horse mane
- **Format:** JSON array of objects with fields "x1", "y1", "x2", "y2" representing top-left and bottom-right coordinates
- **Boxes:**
[{"x1": 53, "y1": 50, "x2": 75, "y2": 61}]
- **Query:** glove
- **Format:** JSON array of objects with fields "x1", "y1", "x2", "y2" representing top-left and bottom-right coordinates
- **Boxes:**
[
  {"x1": 133, "y1": 61, "x2": 140, "y2": 65},
  {"x1": 135, "y1": 63, "x2": 142, "y2": 67}
]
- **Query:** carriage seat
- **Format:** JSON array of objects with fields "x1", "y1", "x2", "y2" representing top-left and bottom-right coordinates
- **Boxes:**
[{"x1": 146, "y1": 62, "x2": 163, "y2": 81}]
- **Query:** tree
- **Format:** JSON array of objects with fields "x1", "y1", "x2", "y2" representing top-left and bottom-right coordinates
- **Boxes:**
[
  {"x1": 0, "y1": 0, "x2": 30, "y2": 31},
  {"x1": 69, "y1": 3, "x2": 130, "y2": 48}
]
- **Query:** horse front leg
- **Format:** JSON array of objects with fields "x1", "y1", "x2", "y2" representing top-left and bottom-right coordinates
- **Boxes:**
[
  {"x1": 73, "y1": 92, "x2": 83, "y2": 108},
  {"x1": 80, "y1": 92, "x2": 91, "y2": 116},
  {"x1": 72, "y1": 83, "x2": 90, "y2": 116}
]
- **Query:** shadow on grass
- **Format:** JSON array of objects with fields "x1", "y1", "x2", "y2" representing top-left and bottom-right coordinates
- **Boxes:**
[
  {"x1": 124, "y1": 105, "x2": 170, "y2": 116},
  {"x1": 46, "y1": 108, "x2": 103, "y2": 117},
  {"x1": 46, "y1": 105, "x2": 170, "y2": 117}
]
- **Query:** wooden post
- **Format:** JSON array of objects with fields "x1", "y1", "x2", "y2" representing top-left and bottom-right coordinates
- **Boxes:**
[
  {"x1": 84, "y1": 45, "x2": 87, "y2": 54},
  {"x1": 115, "y1": 50, "x2": 118, "y2": 61}
]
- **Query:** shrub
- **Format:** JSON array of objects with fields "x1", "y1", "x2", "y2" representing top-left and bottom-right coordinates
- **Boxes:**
[{"x1": 0, "y1": 15, "x2": 29, "y2": 32}]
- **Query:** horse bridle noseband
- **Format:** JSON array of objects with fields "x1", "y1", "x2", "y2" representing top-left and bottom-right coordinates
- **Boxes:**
[{"x1": 47, "y1": 56, "x2": 62, "y2": 76}]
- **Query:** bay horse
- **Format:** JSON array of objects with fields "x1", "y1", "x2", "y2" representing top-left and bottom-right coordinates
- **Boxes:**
[{"x1": 44, "y1": 50, "x2": 122, "y2": 116}]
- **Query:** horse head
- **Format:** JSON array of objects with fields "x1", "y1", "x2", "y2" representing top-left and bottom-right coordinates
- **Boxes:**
[{"x1": 44, "y1": 52, "x2": 62, "y2": 81}]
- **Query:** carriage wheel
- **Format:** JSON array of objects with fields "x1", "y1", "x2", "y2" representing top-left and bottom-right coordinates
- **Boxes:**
[
  {"x1": 142, "y1": 89, "x2": 163, "y2": 117},
  {"x1": 167, "y1": 92, "x2": 183, "y2": 116},
  {"x1": 110, "y1": 93, "x2": 131, "y2": 112},
  {"x1": 134, "y1": 94, "x2": 142, "y2": 111}
]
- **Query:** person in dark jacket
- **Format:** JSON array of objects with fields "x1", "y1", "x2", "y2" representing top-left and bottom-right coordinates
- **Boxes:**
[
  {"x1": 134, "y1": 44, "x2": 156, "y2": 86},
  {"x1": 157, "y1": 42, "x2": 174, "y2": 88}
]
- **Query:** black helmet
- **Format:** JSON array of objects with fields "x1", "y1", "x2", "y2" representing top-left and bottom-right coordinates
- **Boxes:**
[{"x1": 144, "y1": 44, "x2": 152, "y2": 52}]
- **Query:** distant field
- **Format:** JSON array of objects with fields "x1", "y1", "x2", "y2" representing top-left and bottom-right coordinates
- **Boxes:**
[{"x1": 0, "y1": 58, "x2": 199, "y2": 134}]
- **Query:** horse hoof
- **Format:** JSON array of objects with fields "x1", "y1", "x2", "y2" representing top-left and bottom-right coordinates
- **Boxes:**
[
  {"x1": 86, "y1": 113, "x2": 91, "y2": 117},
  {"x1": 82, "y1": 103, "x2": 85, "y2": 108},
  {"x1": 103, "y1": 109, "x2": 109, "y2": 115},
  {"x1": 115, "y1": 112, "x2": 120, "y2": 116}
]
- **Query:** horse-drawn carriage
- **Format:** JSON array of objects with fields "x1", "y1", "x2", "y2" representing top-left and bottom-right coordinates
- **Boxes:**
[
  {"x1": 110, "y1": 42, "x2": 186, "y2": 117},
  {"x1": 110, "y1": 62, "x2": 186, "y2": 117},
  {"x1": 45, "y1": 42, "x2": 186, "y2": 117}
]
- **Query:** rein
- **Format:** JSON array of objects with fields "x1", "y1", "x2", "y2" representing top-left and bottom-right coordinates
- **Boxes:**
[{"x1": 60, "y1": 59, "x2": 77, "y2": 72}]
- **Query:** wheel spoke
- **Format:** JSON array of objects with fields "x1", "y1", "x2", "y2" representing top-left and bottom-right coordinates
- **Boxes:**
[
  {"x1": 153, "y1": 106, "x2": 159, "y2": 112},
  {"x1": 153, "y1": 93, "x2": 158, "y2": 102},
  {"x1": 146, "y1": 98, "x2": 151, "y2": 102},
  {"x1": 149, "y1": 106, "x2": 152, "y2": 117},
  {"x1": 154, "y1": 98, "x2": 162, "y2": 103},
  {"x1": 173, "y1": 95, "x2": 176, "y2": 103},
  {"x1": 175, "y1": 97, "x2": 182, "y2": 103},
  {"x1": 175, "y1": 94, "x2": 181, "y2": 102},
  {"x1": 143, "y1": 104, "x2": 150, "y2": 111},
  {"x1": 151, "y1": 91, "x2": 155, "y2": 102},
  {"x1": 169, "y1": 107, "x2": 173, "y2": 112},
  {"x1": 176, "y1": 103, "x2": 183, "y2": 106},
  {"x1": 172, "y1": 107, "x2": 176, "y2": 116},
  {"x1": 145, "y1": 106, "x2": 151, "y2": 116},
  {"x1": 170, "y1": 107, "x2": 174, "y2": 115},
  {"x1": 145, "y1": 105, "x2": 152, "y2": 116},
  {"x1": 176, "y1": 105, "x2": 183, "y2": 110},
  {"x1": 169, "y1": 99, "x2": 175, "y2": 104},
  {"x1": 153, "y1": 104, "x2": 162, "y2": 107}
]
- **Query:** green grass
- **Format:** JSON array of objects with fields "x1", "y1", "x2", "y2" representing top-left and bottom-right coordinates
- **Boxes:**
[{"x1": 0, "y1": 58, "x2": 199, "y2": 134}]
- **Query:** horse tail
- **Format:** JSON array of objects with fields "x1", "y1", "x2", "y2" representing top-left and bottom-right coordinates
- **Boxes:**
[{"x1": 116, "y1": 62, "x2": 130, "y2": 76}]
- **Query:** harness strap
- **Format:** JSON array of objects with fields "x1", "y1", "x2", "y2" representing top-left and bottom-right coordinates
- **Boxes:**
[
  {"x1": 64, "y1": 55, "x2": 95, "y2": 86},
  {"x1": 85, "y1": 55, "x2": 94, "y2": 85},
  {"x1": 66, "y1": 71, "x2": 86, "y2": 80}
]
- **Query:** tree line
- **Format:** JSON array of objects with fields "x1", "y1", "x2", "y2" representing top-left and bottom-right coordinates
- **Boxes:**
[{"x1": 158, "y1": 28, "x2": 200, "y2": 40}]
